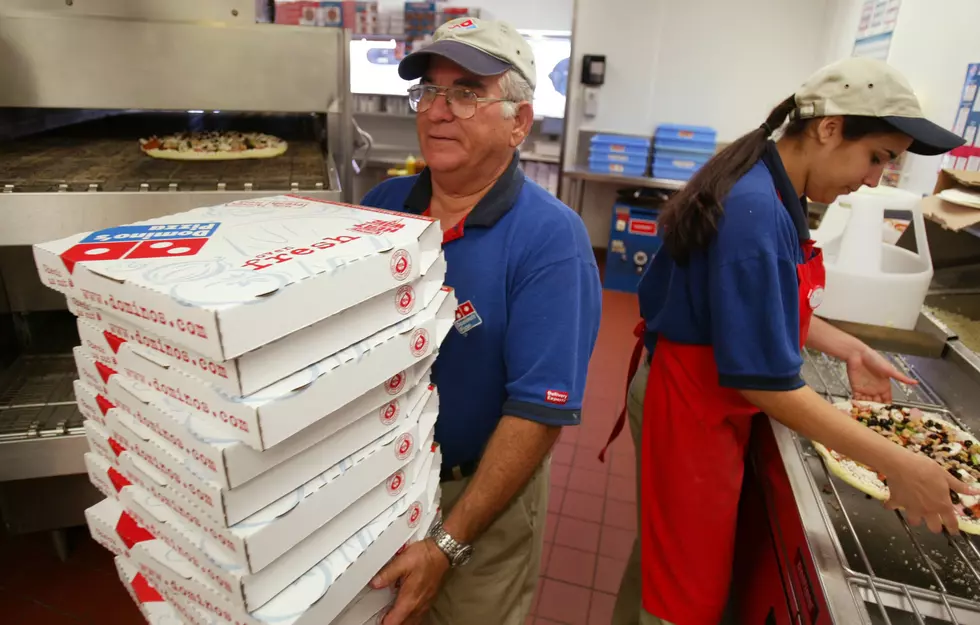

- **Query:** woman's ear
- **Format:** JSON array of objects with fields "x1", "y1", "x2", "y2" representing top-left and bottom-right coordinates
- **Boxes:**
[{"x1": 815, "y1": 116, "x2": 845, "y2": 146}]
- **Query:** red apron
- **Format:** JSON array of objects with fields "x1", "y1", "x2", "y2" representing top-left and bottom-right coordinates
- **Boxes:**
[{"x1": 617, "y1": 241, "x2": 824, "y2": 625}]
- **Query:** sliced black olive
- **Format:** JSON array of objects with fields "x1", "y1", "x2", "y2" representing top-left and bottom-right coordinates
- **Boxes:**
[
  {"x1": 948, "y1": 467, "x2": 961, "y2": 478},
  {"x1": 966, "y1": 507, "x2": 975, "y2": 518},
  {"x1": 966, "y1": 440, "x2": 974, "y2": 449},
  {"x1": 951, "y1": 490, "x2": 961, "y2": 504}
]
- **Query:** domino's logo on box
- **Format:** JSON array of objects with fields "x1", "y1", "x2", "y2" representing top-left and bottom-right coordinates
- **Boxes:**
[{"x1": 59, "y1": 222, "x2": 220, "y2": 272}]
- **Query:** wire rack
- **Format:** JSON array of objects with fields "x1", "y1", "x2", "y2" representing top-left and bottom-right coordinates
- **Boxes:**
[
  {"x1": 0, "y1": 355, "x2": 83, "y2": 442},
  {"x1": 801, "y1": 348, "x2": 980, "y2": 625}
]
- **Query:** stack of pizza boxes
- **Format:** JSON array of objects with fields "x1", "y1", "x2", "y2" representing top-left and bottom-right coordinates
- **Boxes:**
[{"x1": 32, "y1": 195, "x2": 455, "y2": 625}]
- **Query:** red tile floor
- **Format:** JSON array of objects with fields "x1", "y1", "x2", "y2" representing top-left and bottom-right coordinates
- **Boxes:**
[{"x1": 0, "y1": 290, "x2": 640, "y2": 625}]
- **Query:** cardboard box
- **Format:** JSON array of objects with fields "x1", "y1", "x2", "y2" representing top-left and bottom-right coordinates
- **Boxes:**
[
  {"x1": 115, "y1": 555, "x2": 191, "y2": 625},
  {"x1": 128, "y1": 464, "x2": 440, "y2": 625},
  {"x1": 84, "y1": 394, "x2": 439, "y2": 574},
  {"x1": 84, "y1": 420, "x2": 120, "y2": 471},
  {"x1": 102, "y1": 380, "x2": 435, "y2": 530},
  {"x1": 922, "y1": 170, "x2": 980, "y2": 231},
  {"x1": 75, "y1": 287, "x2": 456, "y2": 450},
  {"x1": 331, "y1": 586, "x2": 393, "y2": 625},
  {"x1": 118, "y1": 443, "x2": 437, "y2": 612},
  {"x1": 85, "y1": 495, "x2": 133, "y2": 557},
  {"x1": 34, "y1": 195, "x2": 442, "y2": 361},
  {"x1": 67, "y1": 254, "x2": 445, "y2": 397},
  {"x1": 76, "y1": 355, "x2": 433, "y2": 491}
]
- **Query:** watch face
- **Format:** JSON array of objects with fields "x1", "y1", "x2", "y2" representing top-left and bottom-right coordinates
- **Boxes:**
[{"x1": 453, "y1": 545, "x2": 474, "y2": 567}]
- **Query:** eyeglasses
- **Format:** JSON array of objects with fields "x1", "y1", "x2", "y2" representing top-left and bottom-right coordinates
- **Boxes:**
[{"x1": 407, "y1": 84, "x2": 517, "y2": 120}]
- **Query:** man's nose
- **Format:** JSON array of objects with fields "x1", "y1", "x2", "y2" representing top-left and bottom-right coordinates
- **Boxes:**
[{"x1": 426, "y1": 93, "x2": 455, "y2": 122}]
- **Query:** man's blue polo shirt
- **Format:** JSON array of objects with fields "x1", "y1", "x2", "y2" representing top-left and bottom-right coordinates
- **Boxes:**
[
  {"x1": 361, "y1": 154, "x2": 602, "y2": 468},
  {"x1": 637, "y1": 140, "x2": 811, "y2": 391}
]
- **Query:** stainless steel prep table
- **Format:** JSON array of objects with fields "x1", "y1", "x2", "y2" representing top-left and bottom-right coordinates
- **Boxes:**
[{"x1": 736, "y1": 311, "x2": 980, "y2": 625}]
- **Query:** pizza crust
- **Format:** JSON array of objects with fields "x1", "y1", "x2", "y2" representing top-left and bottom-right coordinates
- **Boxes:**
[
  {"x1": 141, "y1": 143, "x2": 288, "y2": 161},
  {"x1": 813, "y1": 400, "x2": 980, "y2": 535}
]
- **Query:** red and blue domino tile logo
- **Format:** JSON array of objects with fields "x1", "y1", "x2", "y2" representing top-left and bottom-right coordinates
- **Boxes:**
[{"x1": 59, "y1": 222, "x2": 220, "y2": 273}]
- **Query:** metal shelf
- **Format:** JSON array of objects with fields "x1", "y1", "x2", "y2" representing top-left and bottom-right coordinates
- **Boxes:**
[
  {"x1": 563, "y1": 165, "x2": 685, "y2": 191},
  {"x1": 0, "y1": 355, "x2": 87, "y2": 482}
]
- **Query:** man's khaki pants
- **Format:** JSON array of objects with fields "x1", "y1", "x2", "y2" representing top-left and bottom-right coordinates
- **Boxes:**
[
  {"x1": 423, "y1": 460, "x2": 549, "y2": 625},
  {"x1": 611, "y1": 359, "x2": 676, "y2": 625}
]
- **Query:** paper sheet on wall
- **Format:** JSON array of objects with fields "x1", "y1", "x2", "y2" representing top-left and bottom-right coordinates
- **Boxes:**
[
  {"x1": 851, "y1": 0, "x2": 904, "y2": 185},
  {"x1": 852, "y1": 0, "x2": 902, "y2": 62}
]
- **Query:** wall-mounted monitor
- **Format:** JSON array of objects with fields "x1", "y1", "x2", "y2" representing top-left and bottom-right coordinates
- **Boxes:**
[{"x1": 349, "y1": 30, "x2": 571, "y2": 119}]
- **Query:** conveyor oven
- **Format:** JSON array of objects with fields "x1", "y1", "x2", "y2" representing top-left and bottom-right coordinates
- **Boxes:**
[{"x1": 0, "y1": 0, "x2": 354, "y2": 554}]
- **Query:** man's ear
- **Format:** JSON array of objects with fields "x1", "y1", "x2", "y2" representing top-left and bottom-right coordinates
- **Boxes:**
[{"x1": 510, "y1": 102, "x2": 535, "y2": 148}]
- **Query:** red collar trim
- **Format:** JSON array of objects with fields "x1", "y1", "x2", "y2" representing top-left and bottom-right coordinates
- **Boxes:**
[{"x1": 423, "y1": 208, "x2": 465, "y2": 244}]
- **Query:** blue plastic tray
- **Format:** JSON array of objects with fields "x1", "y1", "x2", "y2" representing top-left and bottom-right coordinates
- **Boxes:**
[
  {"x1": 589, "y1": 151, "x2": 650, "y2": 167},
  {"x1": 591, "y1": 133, "x2": 652, "y2": 153},
  {"x1": 654, "y1": 124, "x2": 716, "y2": 153},
  {"x1": 653, "y1": 151, "x2": 711, "y2": 171},
  {"x1": 652, "y1": 163, "x2": 701, "y2": 181},
  {"x1": 588, "y1": 158, "x2": 647, "y2": 177}
]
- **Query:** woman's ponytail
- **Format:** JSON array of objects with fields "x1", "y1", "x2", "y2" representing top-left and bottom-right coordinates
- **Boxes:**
[{"x1": 659, "y1": 95, "x2": 797, "y2": 264}]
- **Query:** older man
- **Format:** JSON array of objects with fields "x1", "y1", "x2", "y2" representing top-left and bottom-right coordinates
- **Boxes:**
[{"x1": 361, "y1": 17, "x2": 602, "y2": 625}]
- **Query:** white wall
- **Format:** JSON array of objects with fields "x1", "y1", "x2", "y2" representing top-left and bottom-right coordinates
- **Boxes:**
[
  {"x1": 819, "y1": 0, "x2": 980, "y2": 195},
  {"x1": 376, "y1": 0, "x2": 573, "y2": 31},
  {"x1": 565, "y1": 0, "x2": 843, "y2": 246},
  {"x1": 886, "y1": 0, "x2": 980, "y2": 195}
]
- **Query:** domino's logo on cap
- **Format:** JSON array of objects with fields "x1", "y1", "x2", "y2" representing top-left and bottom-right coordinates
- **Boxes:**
[{"x1": 449, "y1": 18, "x2": 478, "y2": 30}]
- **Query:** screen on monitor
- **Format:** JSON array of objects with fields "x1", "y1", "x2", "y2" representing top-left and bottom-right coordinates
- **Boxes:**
[{"x1": 349, "y1": 31, "x2": 571, "y2": 119}]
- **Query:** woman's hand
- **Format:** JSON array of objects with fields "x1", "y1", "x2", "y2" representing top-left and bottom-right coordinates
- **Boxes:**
[
  {"x1": 847, "y1": 346, "x2": 917, "y2": 402},
  {"x1": 882, "y1": 449, "x2": 979, "y2": 533}
]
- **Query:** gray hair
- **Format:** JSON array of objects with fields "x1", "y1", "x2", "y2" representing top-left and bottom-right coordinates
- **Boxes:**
[{"x1": 498, "y1": 69, "x2": 534, "y2": 119}]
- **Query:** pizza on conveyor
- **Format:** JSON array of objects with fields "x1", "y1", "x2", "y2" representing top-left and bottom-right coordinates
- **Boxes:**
[
  {"x1": 813, "y1": 400, "x2": 980, "y2": 534},
  {"x1": 139, "y1": 131, "x2": 288, "y2": 161}
]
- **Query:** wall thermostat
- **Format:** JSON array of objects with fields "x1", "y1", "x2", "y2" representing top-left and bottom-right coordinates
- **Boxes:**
[{"x1": 581, "y1": 54, "x2": 606, "y2": 86}]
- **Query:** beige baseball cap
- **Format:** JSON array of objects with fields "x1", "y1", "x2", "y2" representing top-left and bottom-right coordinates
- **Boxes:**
[
  {"x1": 398, "y1": 17, "x2": 537, "y2": 90},
  {"x1": 793, "y1": 57, "x2": 963, "y2": 155}
]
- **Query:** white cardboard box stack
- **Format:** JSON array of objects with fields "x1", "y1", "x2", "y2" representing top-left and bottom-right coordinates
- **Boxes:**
[{"x1": 33, "y1": 195, "x2": 455, "y2": 625}]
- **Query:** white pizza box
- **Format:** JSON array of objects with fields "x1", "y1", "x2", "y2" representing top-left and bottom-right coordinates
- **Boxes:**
[
  {"x1": 85, "y1": 495, "x2": 133, "y2": 557},
  {"x1": 85, "y1": 394, "x2": 439, "y2": 575},
  {"x1": 329, "y1": 586, "x2": 394, "y2": 625},
  {"x1": 102, "y1": 379, "x2": 435, "y2": 529},
  {"x1": 73, "y1": 287, "x2": 456, "y2": 450},
  {"x1": 118, "y1": 442, "x2": 438, "y2": 612},
  {"x1": 66, "y1": 253, "x2": 446, "y2": 397},
  {"x1": 34, "y1": 194, "x2": 443, "y2": 361},
  {"x1": 115, "y1": 555, "x2": 189, "y2": 625},
  {"x1": 84, "y1": 419, "x2": 122, "y2": 471},
  {"x1": 152, "y1": 509, "x2": 438, "y2": 625},
  {"x1": 75, "y1": 378, "x2": 113, "y2": 428},
  {"x1": 128, "y1": 463, "x2": 441, "y2": 625},
  {"x1": 94, "y1": 356, "x2": 433, "y2": 491}
]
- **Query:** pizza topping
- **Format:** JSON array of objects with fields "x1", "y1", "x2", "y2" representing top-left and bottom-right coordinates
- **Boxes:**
[{"x1": 139, "y1": 131, "x2": 286, "y2": 158}]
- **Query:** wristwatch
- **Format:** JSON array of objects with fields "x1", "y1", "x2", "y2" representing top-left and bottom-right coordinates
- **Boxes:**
[{"x1": 427, "y1": 521, "x2": 473, "y2": 568}]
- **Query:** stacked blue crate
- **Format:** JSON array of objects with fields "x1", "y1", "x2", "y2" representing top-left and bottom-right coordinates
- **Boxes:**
[
  {"x1": 588, "y1": 134, "x2": 651, "y2": 178},
  {"x1": 651, "y1": 124, "x2": 717, "y2": 181}
]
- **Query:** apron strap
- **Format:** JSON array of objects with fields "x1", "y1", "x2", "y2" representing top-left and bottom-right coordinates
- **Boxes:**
[{"x1": 598, "y1": 320, "x2": 646, "y2": 463}]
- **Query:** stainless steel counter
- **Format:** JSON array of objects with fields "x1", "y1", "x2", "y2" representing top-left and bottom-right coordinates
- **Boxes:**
[{"x1": 777, "y1": 328, "x2": 980, "y2": 624}]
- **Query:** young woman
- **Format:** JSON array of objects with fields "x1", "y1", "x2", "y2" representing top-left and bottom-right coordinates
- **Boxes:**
[{"x1": 609, "y1": 58, "x2": 969, "y2": 625}]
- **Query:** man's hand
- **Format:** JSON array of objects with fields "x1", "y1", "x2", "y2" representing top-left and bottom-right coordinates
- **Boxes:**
[
  {"x1": 846, "y1": 346, "x2": 917, "y2": 402},
  {"x1": 371, "y1": 538, "x2": 450, "y2": 625}
]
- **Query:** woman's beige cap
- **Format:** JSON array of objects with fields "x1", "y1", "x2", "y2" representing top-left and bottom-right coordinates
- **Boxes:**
[{"x1": 794, "y1": 57, "x2": 963, "y2": 155}]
